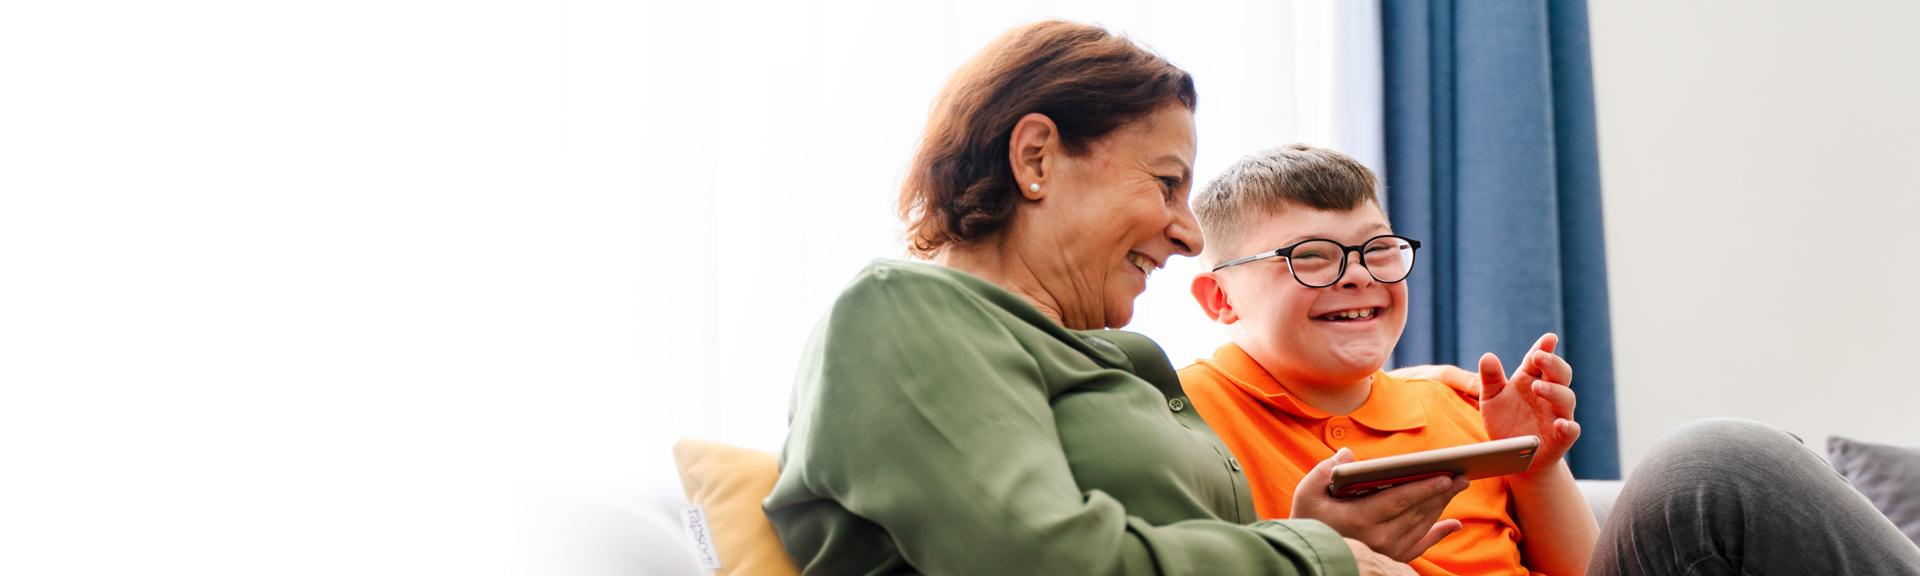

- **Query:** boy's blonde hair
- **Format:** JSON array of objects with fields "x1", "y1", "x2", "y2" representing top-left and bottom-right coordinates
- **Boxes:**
[{"x1": 1193, "y1": 144, "x2": 1384, "y2": 267}]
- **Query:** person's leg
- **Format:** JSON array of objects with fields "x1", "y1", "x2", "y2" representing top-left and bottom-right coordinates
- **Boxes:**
[{"x1": 1589, "y1": 418, "x2": 1920, "y2": 576}]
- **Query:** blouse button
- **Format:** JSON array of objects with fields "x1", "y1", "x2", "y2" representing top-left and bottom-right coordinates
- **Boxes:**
[
  {"x1": 1227, "y1": 457, "x2": 1242, "y2": 472},
  {"x1": 1168, "y1": 397, "x2": 1186, "y2": 412}
]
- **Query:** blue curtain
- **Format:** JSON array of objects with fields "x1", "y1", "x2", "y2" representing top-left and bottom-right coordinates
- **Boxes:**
[{"x1": 1381, "y1": 0, "x2": 1619, "y2": 479}]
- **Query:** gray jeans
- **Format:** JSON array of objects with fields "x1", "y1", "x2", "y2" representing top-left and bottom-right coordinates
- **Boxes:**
[{"x1": 1590, "y1": 418, "x2": 1920, "y2": 575}]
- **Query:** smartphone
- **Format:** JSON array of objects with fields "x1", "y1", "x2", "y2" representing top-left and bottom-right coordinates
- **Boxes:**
[{"x1": 1327, "y1": 435, "x2": 1540, "y2": 498}]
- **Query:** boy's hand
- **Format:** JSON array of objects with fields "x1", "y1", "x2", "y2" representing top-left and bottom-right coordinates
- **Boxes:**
[
  {"x1": 1477, "y1": 332, "x2": 1580, "y2": 473},
  {"x1": 1292, "y1": 447, "x2": 1470, "y2": 562}
]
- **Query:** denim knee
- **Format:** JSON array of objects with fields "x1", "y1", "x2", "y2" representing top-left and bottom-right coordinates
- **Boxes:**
[{"x1": 1637, "y1": 417, "x2": 1819, "y2": 489}]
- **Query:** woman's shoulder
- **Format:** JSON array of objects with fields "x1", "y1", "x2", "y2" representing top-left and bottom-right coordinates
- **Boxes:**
[
  {"x1": 848, "y1": 258, "x2": 964, "y2": 289},
  {"x1": 825, "y1": 259, "x2": 1065, "y2": 350},
  {"x1": 834, "y1": 259, "x2": 970, "y2": 308},
  {"x1": 836, "y1": 259, "x2": 1024, "y2": 314}
]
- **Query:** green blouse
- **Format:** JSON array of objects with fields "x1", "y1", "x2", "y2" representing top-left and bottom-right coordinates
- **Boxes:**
[{"x1": 764, "y1": 260, "x2": 1357, "y2": 575}]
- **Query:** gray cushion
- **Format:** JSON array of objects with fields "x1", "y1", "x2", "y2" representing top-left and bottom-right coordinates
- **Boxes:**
[{"x1": 1827, "y1": 435, "x2": 1920, "y2": 546}]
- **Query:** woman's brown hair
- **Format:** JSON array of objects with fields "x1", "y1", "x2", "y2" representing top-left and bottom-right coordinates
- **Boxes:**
[{"x1": 899, "y1": 20, "x2": 1197, "y2": 258}]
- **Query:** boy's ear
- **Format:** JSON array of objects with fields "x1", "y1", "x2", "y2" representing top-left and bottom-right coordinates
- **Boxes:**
[{"x1": 1191, "y1": 271, "x2": 1238, "y2": 324}]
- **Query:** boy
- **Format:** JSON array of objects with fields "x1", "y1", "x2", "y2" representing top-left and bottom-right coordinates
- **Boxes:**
[{"x1": 1179, "y1": 144, "x2": 1596, "y2": 575}]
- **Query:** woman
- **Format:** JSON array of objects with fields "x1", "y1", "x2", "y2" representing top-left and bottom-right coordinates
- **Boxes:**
[{"x1": 763, "y1": 20, "x2": 1423, "y2": 575}]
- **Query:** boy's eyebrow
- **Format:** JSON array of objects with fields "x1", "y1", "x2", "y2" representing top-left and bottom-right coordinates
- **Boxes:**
[{"x1": 1273, "y1": 222, "x2": 1394, "y2": 247}]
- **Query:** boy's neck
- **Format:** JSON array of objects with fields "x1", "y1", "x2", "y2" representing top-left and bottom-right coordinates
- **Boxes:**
[
  {"x1": 1252, "y1": 357, "x2": 1375, "y2": 416},
  {"x1": 1286, "y1": 376, "x2": 1373, "y2": 416}
]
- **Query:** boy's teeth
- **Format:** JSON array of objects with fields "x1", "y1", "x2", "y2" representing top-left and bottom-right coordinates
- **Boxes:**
[{"x1": 1320, "y1": 307, "x2": 1380, "y2": 321}]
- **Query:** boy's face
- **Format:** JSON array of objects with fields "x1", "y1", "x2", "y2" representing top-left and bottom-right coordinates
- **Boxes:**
[{"x1": 1212, "y1": 204, "x2": 1408, "y2": 387}]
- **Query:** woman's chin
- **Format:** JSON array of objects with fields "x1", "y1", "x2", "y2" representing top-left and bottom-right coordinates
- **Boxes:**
[{"x1": 1102, "y1": 288, "x2": 1143, "y2": 328}]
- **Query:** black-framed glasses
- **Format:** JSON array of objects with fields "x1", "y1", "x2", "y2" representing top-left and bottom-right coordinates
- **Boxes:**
[{"x1": 1212, "y1": 234, "x2": 1422, "y2": 288}]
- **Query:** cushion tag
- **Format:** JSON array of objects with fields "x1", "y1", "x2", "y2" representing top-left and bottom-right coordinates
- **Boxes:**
[{"x1": 681, "y1": 505, "x2": 723, "y2": 571}]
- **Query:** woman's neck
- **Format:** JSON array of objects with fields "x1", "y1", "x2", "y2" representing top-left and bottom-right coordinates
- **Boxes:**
[{"x1": 932, "y1": 238, "x2": 1079, "y2": 328}]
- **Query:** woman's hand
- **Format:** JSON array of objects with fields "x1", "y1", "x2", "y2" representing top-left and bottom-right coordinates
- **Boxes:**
[
  {"x1": 1293, "y1": 447, "x2": 1469, "y2": 562},
  {"x1": 1476, "y1": 333, "x2": 1580, "y2": 472},
  {"x1": 1344, "y1": 538, "x2": 1419, "y2": 576},
  {"x1": 1387, "y1": 363, "x2": 1479, "y2": 397}
]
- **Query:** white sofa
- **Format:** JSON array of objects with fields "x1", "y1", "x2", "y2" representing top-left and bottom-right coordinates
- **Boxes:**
[{"x1": 619, "y1": 480, "x2": 1628, "y2": 575}]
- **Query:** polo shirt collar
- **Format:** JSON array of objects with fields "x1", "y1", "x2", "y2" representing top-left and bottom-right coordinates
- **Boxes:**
[{"x1": 1205, "y1": 343, "x2": 1427, "y2": 432}]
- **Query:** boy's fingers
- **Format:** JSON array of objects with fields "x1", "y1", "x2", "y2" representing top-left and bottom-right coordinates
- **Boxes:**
[
  {"x1": 1334, "y1": 446, "x2": 1356, "y2": 465},
  {"x1": 1558, "y1": 419, "x2": 1583, "y2": 444},
  {"x1": 1512, "y1": 333, "x2": 1556, "y2": 381},
  {"x1": 1531, "y1": 381, "x2": 1577, "y2": 416},
  {"x1": 1303, "y1": 447, "x2": 1352, "y2": 486},
  {"x1": 1477, "y1": 353, "x2": 1507, "y2": 399},
  {"x1": 1533, "y1": 351, "x2": 1572, "y2": 386},
  {"x1": 1384, "y1": 474, "x2": 1463, "y2": 513}
]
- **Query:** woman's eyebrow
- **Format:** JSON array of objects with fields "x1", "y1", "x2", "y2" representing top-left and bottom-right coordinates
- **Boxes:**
[{"x1": 1150, "y1": 154, "x2": 1192, "y2": 182}]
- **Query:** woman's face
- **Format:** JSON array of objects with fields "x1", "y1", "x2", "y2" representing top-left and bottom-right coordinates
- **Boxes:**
[{"x1": 1020, "y1": 104, "x2": 1202, "y2": 329}]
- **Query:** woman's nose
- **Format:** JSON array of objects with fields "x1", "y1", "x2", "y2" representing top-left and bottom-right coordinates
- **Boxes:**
[{"x1": 1169, "y1": 205, "x2": 1203, "y2": 257}]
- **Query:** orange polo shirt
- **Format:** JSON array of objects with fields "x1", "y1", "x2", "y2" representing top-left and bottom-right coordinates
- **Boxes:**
[{"x1": 1178, "y1": 343, "x2": 1531, "y2": 576}]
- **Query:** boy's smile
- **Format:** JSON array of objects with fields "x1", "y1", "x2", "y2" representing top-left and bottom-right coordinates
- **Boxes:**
[{"x1": 1312, "y1": 305, "x2": 1387, "y2": 323}]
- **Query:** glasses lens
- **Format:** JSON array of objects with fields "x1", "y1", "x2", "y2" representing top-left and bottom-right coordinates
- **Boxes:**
[
  {"x1": 1286, "y1": 240, "x2": 1345, "y2": 287},
  {"x1": 1362, "y1": 236, "x2": 1415, "y2": 283}
]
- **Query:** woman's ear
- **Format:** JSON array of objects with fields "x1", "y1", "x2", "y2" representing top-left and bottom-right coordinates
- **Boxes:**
[
  {"x1": 1008, "y1": 112, "x2": 1057, "y2": 200},
  {"x1": 1191, "y1": 272, "x2": 1237, "y2": 324}
]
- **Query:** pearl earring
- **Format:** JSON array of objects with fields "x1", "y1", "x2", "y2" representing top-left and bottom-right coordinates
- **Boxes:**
[{"x1": 1029, "y1": 183, "x2": 1040, "y2": 193}]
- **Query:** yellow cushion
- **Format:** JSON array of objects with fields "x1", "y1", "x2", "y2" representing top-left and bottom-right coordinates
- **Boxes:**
[{"x1": 671, "y1": 439, "x2": 801, "y2": 576}]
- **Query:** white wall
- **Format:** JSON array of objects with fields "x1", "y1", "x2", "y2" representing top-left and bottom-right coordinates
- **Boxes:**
[{"x1": 1589, "y1": 1, "x2": 1920, "y2": 473}]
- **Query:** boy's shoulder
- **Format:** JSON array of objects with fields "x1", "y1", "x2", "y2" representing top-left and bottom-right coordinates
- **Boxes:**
[
  {"x1": 1175, "y1": 357, "x2": 1222, "y2": 380},
  {"x1": 1175, "y1": 356, "x2": 1236, "y2": 398}
]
